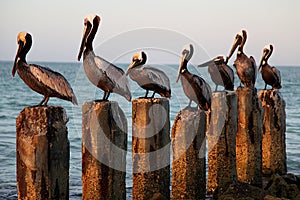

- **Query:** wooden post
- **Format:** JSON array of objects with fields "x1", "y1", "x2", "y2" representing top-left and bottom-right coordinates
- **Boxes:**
[
  {"x1": 171, "y1": 107, "x2": 206, "y2": 200},
  {"x1": 207, "y1": 92, "x2": 238, "y2": 196},
  {"x1": 82, "y1": 101, "x2": 127, "y2": 200},
  {"x1": 16, "y1": 106, "x2": 69, "y2": 200},
  {"x1": 236, "y1": 87, "x2": 263, "y2": 187},
  {"x1": 132, "y1": 98, "x2": 170, "y2": 200},
  {"x1": 258, "y1": 90, "x2": 287, "y2": 175}
]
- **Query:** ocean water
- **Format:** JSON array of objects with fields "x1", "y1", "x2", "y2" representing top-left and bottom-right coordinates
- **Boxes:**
[{"x1": 0, "y1": 61, "x2": 299, "y2": 199}]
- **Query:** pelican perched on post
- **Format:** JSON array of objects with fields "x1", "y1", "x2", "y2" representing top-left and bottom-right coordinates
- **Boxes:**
[
  {"x1": 198, "y1": 55, "x2": 234, "y2": 91},
  {"x1": 227, "y1": 30, "x2": 257, "y2": 88},
  {"x1": 176, "y1": 44, "x2": 212, "y2": 111},
  {"x1": 12, "y1": 32, "x2": 78, "y2": 106},
  {"x1": 126, "y1": 51, "x2": 171, "y2": 98},
  {"x1": 77, "y1": 14, "x2": 131, "y2": 101},
  {"x1": 258, "y1": 44, "x2": 281, "y2": 90}
]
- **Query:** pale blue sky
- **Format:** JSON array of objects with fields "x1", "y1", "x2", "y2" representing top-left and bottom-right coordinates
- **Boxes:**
[{"x1": 1, "y1": 0, "x2": 299, "y2": 65}]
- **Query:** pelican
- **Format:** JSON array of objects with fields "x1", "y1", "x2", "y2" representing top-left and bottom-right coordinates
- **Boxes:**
[
  {"x1": 176, "y1": 44, "x2": 212, "y2": 111},
  {"x1": 227, "y1": 30, "x2": 257, "y2": 88},
  {"x1": 198, "y1": 55, "x2": 234, "y2": 91},
  {"x1": 258, "y1": 44, "x2": 281, "y2": 90},
  {"x1": 12, "y1": 32, "x2": 78, "y2": 106},
  {"x1": 77, "y1": 14, "x2": 131, "y2": 101},
  {"x1": 126, "y1": 51, "x2": 171, "y2": 98}
]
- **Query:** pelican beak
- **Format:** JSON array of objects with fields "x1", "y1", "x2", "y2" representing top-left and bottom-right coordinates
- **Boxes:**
[
  {"x1": 198, "y1": 59, "x2": 214, "y2": 68},
  {"x1": 126, "y1": 61, "x2": 137, "y2": 76},
  {"x1": 176, "y1": 56, "x2": 185, "y2": 83},
  {"x1": 227, "y1": 35, "x2": 241, "y2": 61},
  {"x1": 12, "y1": 42, "x2": 23, "y2": 77},
  {"x1": 77, "y1": 23, "x2": 92, "y2": 61},
  {"x1": 258, "y1": 50, "x2": 268, "y2": 72}
]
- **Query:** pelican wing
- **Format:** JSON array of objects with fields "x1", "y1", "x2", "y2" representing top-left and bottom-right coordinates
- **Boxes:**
[
  {"x1": 29, "y1": 64, "x2": 77, "y2": 104},
  {"x1": 142, "y1": 66, "x2": 171, "y2": 90},
  {"x1": 192, "y1": 75, "x2": 212, "y2": 110},
  {"x1": 221, "y1": 64, "x2": 235, "y2": 84},
  {"x1": 94, "y1": 56, "x2": 131, "y2": 98},
  {"x1": 271, "y1": 66, "x2": 281, "y2": 84},
  {"x1": 249, "y1": 56, "x2": 257, "y2": 84}
]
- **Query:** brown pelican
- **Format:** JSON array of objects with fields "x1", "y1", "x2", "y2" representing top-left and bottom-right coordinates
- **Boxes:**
[
  {"x1": 176, "y1": 44, "x2": 212, "y2": 111},
  {"x1": 259, "y1": 44, "x2": 281, "y2": 90},
  {"x1": 126, "y1": 51, "x2": 171, "y2": 98},
  {"x1": 12, "y1": 32, "x2": 78, "y2": 106},
  {"x1": 77, "y1": 14, "x2": 131, "y2": 101},
  {"x1": 227, "y1": 30, "x2": 257, "y2": 88},
  {"x1": 198, "y1": 55, "x2": 234, "y2": 91}
]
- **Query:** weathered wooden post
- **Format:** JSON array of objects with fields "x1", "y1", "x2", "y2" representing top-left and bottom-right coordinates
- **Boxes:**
[
  {"x1": 16, "y1": 106, "x2": 69, "y2": 200},
  {"x1": 258, "y1": 90, "x2": 286, "y2": 175},
  {"x1": 132, "y1": 98, "x2": 170, "y2": 200},
  {"x1": 171, "y1": 107, "x2": 206, "y2": 199},
  {"x1": 207, "y1": 92, "x2": 238, "y2": 196},
  {"x1": 236, "y1": 87, "x2": 263, "y2": 187},
  {"x1": 82, "y1": 101, "x2": 127, "y2": 200}
]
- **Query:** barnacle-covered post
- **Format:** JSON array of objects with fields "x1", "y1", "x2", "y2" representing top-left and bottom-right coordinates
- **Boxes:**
[
  {"x1": 207, "y1": 92, "x2": 238, "y2": 197},
  {"x1": 16, "y1": 106, "x2": 69, "y2": 199},
  {"x1": 132, "y1": 98, "x2": 170, "y2": 200},
  {"x1": 258, "y1": 90, "x2": 286, "y2": 175},
  {"x1": 171, "y1": 107, "x2": 206, "y2": 199},
  {"x1": 236, "y1": 88, "x2": 263, "y2": 187},
  {"x1": 82, "y1": 101, "x2": 127, "y2": 200}
]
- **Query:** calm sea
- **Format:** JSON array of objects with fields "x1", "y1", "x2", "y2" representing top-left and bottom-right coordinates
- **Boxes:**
[{"x1": 0, "y1": 61, "x2": 299, "y2": 199}]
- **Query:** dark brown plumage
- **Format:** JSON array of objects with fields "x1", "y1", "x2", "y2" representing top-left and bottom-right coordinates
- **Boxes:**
[
  {"x1": 198, "y1": 56, "x2": 234, "y2": 91},
  {"x1": 227, "y1": 30, "x2": 257, "y2": 88},
  {"x1": 176, "y1": 44, "x2": 212, "y2": 111},
  {"x1": 12, "y1": 32, "x2": 78, "y2": 106},
  {"x1": 259, "y1": 44, "x2": 281, "y2": 90}
]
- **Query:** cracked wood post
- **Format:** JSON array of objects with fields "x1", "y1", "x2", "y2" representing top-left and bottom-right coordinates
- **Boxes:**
[
  {"x1": 16, "y1": 106, "x2": 69, "y2": 200},
  {"x1": 236, "y1": 87, "x2": 263, "y2": 187},
  {"x1": 82, "y1": 101, "x2": 127, "y2": 200},
  {"x1": 132, "y1": 98, "x2": 170, "y2": 200},
  {"x1": 258, "y1": 90, "x2": 287, "y2": 176},
  {"x1": 207, "y1": 91, "x2": 238, "y2": 197},
  {"x1": 171, "y1": 107, "x2": 206, "y2": 200}
]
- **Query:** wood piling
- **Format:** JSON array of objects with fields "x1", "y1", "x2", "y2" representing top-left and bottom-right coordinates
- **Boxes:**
[
  {"x1": 82, "y1": 101, "x2": 127, "y2": 200},
  {"x1": 236, "y1": 87, "x2": 263, "y2": 187},
  {"x1": 132, "y1": 98, "x2": 170, "y2": 200},
  {"x1": 16, "y1": 106, "x2": 69, "y2": 200},
  {"x1": 171, "y1": 107, "x2": 206, "y2": 199},
  {"x1": 207, "y1": 92, "x2": 238, "y2": 196},
  {"x1": 258, "y1": 90, "x2": 287, "y2": 175}
]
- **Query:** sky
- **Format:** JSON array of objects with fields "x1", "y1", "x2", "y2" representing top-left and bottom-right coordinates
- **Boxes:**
[{"x1": 1, "y1": 0, "x2": 299, "y2": 66}]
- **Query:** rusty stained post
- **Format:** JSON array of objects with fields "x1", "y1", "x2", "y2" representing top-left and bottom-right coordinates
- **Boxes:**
[
  {"x1": 258, "y1": 90, "x2": 286, "y2": 176},
  {"x1": 171, "y1": 107, "x2": 206, "y2": 200},
  {"x1": 16, "y1": 106, "x2": 69, "y2": 200},
  {"x1": 236, "y1": 87, "x2": 263, "y2": 187},
  {"x1": 82, "y1": 101, "x2": 127, "y2": 200},
  {"x1": 207, "y1": 91, "x2": 238, "y2": 197},
  {"x1": 132, "y1": 98, "x2": 170, "y2": 200}
]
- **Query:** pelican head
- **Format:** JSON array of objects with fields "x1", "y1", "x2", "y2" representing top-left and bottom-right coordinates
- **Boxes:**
[
  {"x1": 227, "y1": 30, "x2": 247, "y2": 61},
  {"x1": 126, "y1": 51, "x2": 147, "y2": 75},
  {"x1": 77, "y1": 14, "x2": 100, "y2": 61},
  {"x1": 176, "y1": 44, "x2": 194, "y2": 83},
  {"x1": 259, "y1": 44, "x2": 273, "y2": 71},
  {"x1": 12, "y1": 32, "x2": 32, "y2": 77},
  {"x1": 214, "y1": 55, "x2": 226, "y2": 65}
]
